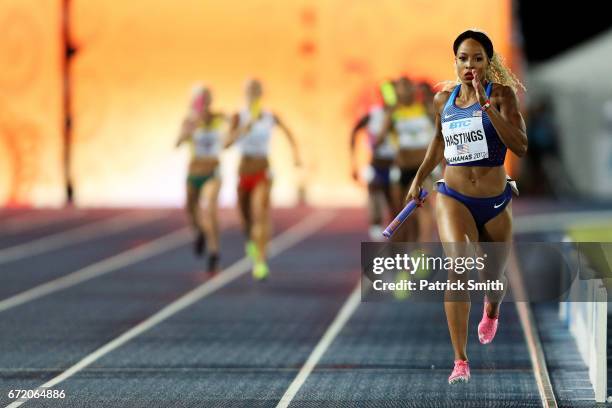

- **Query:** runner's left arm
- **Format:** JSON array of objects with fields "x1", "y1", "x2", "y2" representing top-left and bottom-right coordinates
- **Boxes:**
[
  {"x1": 472, "y1": 70, "x2": 527, "y2": 157},
  {"x1": 486, "y1": 85, "x2": 527, "y2": 157},
  {"x1": 275, "y1": 114, "x2": 302, "y2": 167}
]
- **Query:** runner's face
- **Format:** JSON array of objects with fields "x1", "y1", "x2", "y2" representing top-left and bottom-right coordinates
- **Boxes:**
[
  {"x1": 395, "y1": 79, "x2": 414, "y2": 104},
  {"x1": 454, "y1": 39, "x2": 489, "y2": 85},
  {"x1": 201, "y1": 89, "x2": 212, "y2": 109},
  {"x1": 246, "y1": 81, "x2": 263, "y2": 104}
]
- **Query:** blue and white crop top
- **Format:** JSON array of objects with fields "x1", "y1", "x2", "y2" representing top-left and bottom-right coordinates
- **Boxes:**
[{"x1": 441, "y1": 83, "x2": 506, "y2": 166}]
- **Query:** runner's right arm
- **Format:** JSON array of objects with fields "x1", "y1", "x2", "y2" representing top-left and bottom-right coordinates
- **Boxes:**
[
  {"x1": 224, "y1": 113, "x2": 242, "y2": 148},
  {"x1": 176, "y1": 117, "x2": 194, "y2": 148}
]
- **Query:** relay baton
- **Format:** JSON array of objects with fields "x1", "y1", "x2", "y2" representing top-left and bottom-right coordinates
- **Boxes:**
[{"x1": 382, "y1": 189, "x2": 428, "y2": 239}]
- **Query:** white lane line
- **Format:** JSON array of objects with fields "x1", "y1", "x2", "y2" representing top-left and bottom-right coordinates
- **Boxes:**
[
  {"x1": 276, "y1": 282, "x2": 362, "y2": 408},
  {"x1": 0, "y1": 227, "x2": 192, "y2": 313},
  {"x1": 1, "y1": 211, "x2": 87, "y2": 234},
  {"x1": 514, "y1": 210, "x2": 612, "y2": 234},
  {"x1": 0, "y1": 211, "x2": 166, "y2": 265},
  {"x1": 508, "y1": 255, "x2": 558, "y2": 408},
  {"x1": 5, "y1": 210, "x2": 336, "y2": 408}
]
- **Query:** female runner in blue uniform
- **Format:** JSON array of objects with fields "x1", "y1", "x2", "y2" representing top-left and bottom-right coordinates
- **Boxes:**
[
  {"x1": 349, "y1": 80, "x2": 398, "y2": 240},
  {"x1": 405, "y1": 29, "x2": 527, "y2": 384}
]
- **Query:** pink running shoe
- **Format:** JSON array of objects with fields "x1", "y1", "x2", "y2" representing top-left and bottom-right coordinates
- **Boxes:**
[
  {"x1": 448, "y1": 360, "x2": 470, "y2": 384},
  {"x1": 478, "y1": 301, "x2": 499, "y2": 344}
]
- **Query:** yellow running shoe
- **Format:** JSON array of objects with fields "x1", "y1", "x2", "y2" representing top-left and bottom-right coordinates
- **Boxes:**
[
  {"x1": 252, "y1": 261, "x2": 269, "y2": 281},
  {"x1": 245, "y1": 240, "x2": 259, "y2": 260}
]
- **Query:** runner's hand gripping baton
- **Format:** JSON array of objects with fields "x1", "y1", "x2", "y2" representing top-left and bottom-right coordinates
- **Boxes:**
[{"x1": 382, "y1": 189, "x2": 428, "y2": 239}]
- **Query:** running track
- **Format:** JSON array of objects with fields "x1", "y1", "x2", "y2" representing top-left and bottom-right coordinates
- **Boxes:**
[{"x1": 0, "y1": 205, "x2": 608, "y2": 407}]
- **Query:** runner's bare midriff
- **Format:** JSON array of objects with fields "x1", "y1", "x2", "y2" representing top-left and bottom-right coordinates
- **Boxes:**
[
  {"x1": 444, "y1": 165, "x2": 507, "y2": 197},
  {"x1": 189, "y1": 157, "x2": 219, "y2": 175},
  {"x1": 239, "y1": 156, "x2": 269, "y2": 175},
  {"x1": 396, "y1": 148, "x2": 427, "y2": 169}
]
